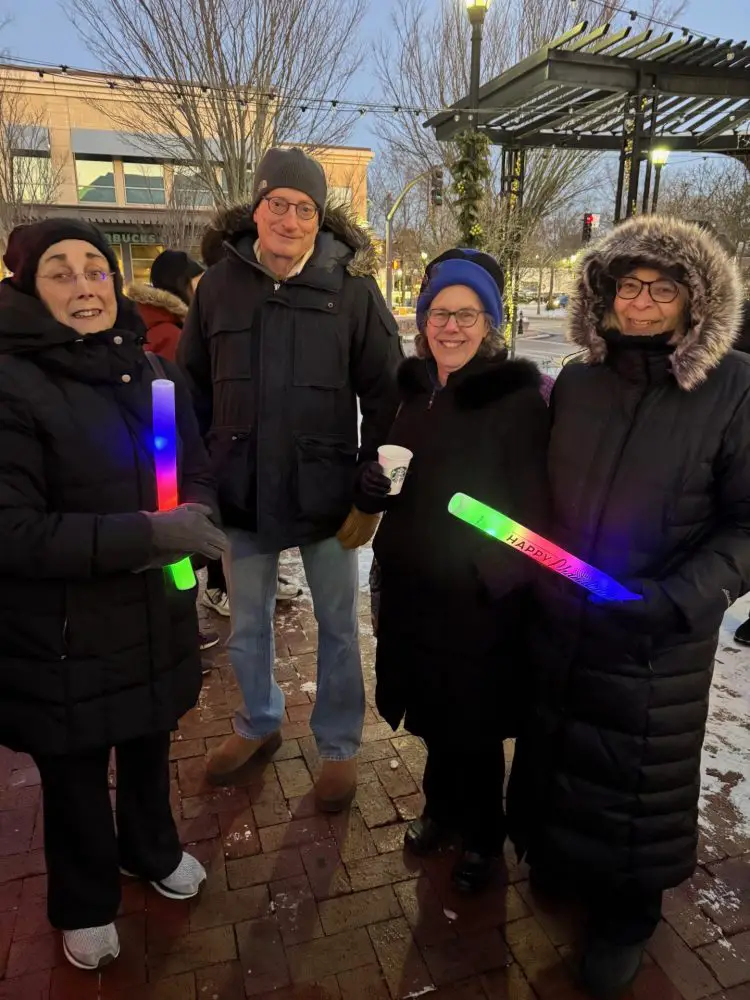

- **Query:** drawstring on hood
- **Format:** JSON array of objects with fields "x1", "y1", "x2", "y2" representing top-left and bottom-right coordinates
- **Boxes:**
[{"x1": 568, "y1": 216, "x2": 743, "y2": 391}]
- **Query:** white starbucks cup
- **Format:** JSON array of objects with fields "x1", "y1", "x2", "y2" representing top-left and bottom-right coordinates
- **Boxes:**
[{"x1": 378, "y1": 444, "x2": 413, "y2": 495}]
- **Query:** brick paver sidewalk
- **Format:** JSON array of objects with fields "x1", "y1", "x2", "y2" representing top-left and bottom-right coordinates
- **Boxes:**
[{"x1": 0, "y1": 567, "x2": 748, "y2": 1000}]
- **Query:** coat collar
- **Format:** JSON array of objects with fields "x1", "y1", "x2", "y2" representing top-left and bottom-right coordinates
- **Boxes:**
[
  {"x1": 200, "y1": 202, "x2": 379, "y2": 281},
  {"x1": 398, "y1": 354, "x2": 542, "y2": 409}
]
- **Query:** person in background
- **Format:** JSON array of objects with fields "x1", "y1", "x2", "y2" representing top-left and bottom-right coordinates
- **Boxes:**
[
  {"x1": 127, "y1": 250, "x2": 204, "y2": 362},
  {"x1": 128, "y1": 250, "x2": 220, "y2": 654},
  {"x1": 358, "y1": 249, "x2": 549, "y2": 892},
  {"x1": 179, "y1": 147, "x2": 403, "y2": 811},
  {"x1": 509, "y1": 217, "x2": 750, "y2": 999},
  {"x1": 0, "y1": 219, "x2": 226, "y2": 971}
]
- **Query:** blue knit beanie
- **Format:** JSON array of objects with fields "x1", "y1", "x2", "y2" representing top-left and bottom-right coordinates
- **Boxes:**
[{"x1": 416, "y1": 248, "x2": 504, "y2": 332}]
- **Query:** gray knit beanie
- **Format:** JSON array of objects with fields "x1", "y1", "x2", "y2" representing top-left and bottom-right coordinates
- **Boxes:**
[{"x1": 252, "y1": 147, "x2": 327, "y2": 219}]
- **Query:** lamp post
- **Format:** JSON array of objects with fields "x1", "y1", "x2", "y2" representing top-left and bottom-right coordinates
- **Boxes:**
[
  {"x1": 650, "y1": 148, "x2": 670, "y2": 213},
  {"x1": 466, "y1": 0, "x2": 490, "y2": 130}
]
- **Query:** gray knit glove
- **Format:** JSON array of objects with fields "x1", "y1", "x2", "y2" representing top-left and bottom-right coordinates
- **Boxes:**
[{"x1": 143, "y1": 503, "x2": 227, "y2": 561}]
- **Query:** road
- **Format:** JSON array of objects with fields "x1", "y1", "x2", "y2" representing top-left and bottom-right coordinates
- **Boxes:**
[{"x1": 514, "y1": 313, "x2": 575, "y2": 376}]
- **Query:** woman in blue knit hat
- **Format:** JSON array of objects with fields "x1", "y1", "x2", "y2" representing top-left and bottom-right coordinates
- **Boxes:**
[{"x1": 355, "y1": 249, "x2": 550, "y2": 892}]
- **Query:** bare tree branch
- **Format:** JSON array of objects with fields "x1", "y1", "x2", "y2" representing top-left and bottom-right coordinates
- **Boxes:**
[
  {"x1": 0, "y1": 69, "x2": 65, "y2": 244},
  {"x1": 66, "y1": 0, "x2": 368, "y2": 205}
]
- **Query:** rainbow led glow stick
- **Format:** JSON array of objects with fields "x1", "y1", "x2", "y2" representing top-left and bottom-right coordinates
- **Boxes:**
[
  {"x1": 152, "y1": 379, "x2": 196, "y2": 592},
  {"x1": 448, "y1": 492, "x2": 640, "y2": 602}
]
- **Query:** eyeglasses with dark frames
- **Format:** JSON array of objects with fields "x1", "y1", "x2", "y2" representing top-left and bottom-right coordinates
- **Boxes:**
[
  {"x1": 426, "y1": 308, "x2": 487, "y2": 329},
  {"x1": 262, "y1": 195, "x2": 318, "y2": 222},
  {"x1": 615, "y1": 276, "x2": 682, "y2": 304}
]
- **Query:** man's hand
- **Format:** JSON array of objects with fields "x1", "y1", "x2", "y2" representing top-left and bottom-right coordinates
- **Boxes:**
[{"x1": 336, "y1": 506, "x2": 380, "y2": 550}]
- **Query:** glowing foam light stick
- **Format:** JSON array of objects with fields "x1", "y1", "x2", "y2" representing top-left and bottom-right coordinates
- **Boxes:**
[
  {"x1": 448, "y1": 493, "x2": 640, "y2": 602},
  {"x1": 152, "y1": 379, "x2": 196, "y2": 592}
]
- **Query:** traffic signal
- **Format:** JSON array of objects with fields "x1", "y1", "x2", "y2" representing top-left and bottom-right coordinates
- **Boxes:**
[
  {"x1": 430, "y1": 168, "x2": 444, "y2": 207},
  {"x1": 581, "y1": 212, "x2": 594, "y2": 245}
]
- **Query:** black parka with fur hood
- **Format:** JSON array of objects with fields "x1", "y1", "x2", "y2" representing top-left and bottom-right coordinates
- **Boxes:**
[
  {"x1": 508, "y1": 216, "x2": 750, "y2": 894},
  {"x1": 178, "y1": 203, "x2": 403, "y2": 552}
]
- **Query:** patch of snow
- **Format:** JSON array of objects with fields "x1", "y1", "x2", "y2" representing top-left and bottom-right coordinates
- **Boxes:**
[
  {"x1": 390, "y1": 759, "x2": 400, "y2": 770},
  {"x1": 700, "y1": 600, "x2": 750, "y2": 842},
  {"x1": 696, "y1": 876, "x2": 741, "y2": 913},
  {"x1": 403, "y1": 988, "x2": 436, "y2": 999},
  {"x1": 300, "y1": 681, "x2": 317, "y2": 695}
]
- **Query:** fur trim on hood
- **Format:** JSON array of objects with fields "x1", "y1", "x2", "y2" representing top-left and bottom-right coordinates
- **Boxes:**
[
  {"x1": 569, "y1": 215, "x2": 743, "y2": 391},
  {"x1": 398, "y1": 355, "x2": 542, "y2": 409},
  {"x1": 200, "y1": 202, "x2": 379, "y2": 278},
  {"x1": 125, "y1": 283, "x2": 188, "y2": 320}
]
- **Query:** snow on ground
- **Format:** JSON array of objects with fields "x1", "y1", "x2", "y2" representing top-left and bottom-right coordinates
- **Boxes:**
[{"x1": 700, "y1": 594, "x2": 750, "y2": 845}]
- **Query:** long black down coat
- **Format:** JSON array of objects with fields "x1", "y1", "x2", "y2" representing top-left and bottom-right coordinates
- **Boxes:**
[
  {"x1": 0, "y1": 281, "x2": 216, "y2": 757},
  {"x1": 508, "y1": 216, "x2": 750, "y2": 895},
  {"x1": 178, "y1": 204, "x2": 403, "y2": 553},
  {"x1": 371, "y1": 355, "x2": 550, "y2": 739}
]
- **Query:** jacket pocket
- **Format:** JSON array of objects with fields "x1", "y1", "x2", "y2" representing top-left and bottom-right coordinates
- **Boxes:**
[
  {"x1": 207, "y1": 428, "x2": 254, "y2": 513},
  {"x1": 295, "y1": 433, "x2": 357, "y2": 522},
  {"x1": 209, "y1": 329, "x2": 253, "y2": 382}
]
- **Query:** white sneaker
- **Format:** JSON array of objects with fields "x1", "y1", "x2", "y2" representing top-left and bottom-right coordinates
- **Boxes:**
[
  {"x1": 152, "y1": 852, "x2": 207, "y2": 900},
  {"x1": 202, "y1": 588, "x2": 230, "y2": 617},
  {"x1": 62, "y1": 923, "x2": 120, "y2": 970},
  {"x1": 277, "y1": 575, "x2": 303, "y2": 601}
]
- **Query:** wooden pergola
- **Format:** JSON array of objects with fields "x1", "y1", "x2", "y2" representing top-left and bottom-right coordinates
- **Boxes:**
[{"x1": 426, "y1": 20, "x2": 750, "y2": 220}]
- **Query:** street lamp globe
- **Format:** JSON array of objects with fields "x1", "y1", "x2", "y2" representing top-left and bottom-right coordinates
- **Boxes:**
[
  {"x1": 465, "y1": 0, "x2": 490, "y2": 24},
  {"x1": 650, "y1": 148, "x2": 670, "y2": 167}
]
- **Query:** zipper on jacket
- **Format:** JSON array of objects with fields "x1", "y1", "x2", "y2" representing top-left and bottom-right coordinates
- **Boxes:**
[
  {"x1": 61, "y1": 617, "x2": 69, "y2": 661},
  {"x1": 428, "y1": 389, "x2": 437, "y2": 410}
]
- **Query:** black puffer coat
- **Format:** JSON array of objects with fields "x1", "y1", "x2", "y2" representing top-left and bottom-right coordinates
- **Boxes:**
[
  {"x1": 372, "y1": 355, "x2": 550, "y2": 739},
  {"x1": 508, "y1": 216, "x2": 750, "y2": 894},
  {"x1": 178, "y1": 204, "x2": 403, "y2": 553},
  {"x1": 0, "y1": 281, "x2": 215, "y2": 756}
]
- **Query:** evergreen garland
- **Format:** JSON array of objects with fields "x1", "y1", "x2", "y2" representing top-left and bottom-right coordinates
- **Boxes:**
[{"x1": 450, "y1": 130, "x2": 491, "y2": 248}]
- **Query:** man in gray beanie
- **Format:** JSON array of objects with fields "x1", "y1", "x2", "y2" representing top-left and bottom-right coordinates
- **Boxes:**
[{"x1": 179, "y1": 146, "x2": 403, "y2": 811}]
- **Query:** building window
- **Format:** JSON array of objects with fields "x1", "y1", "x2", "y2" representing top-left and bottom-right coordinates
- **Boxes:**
[
  {"x1": 124, "y1": 163, "x2": 166, "y2": 206},
  {"x1": 130, "y1": 242, "x2": 165, "y2": 284},
  {"x1": 171, "y1": 165, "x2": 213, "y2": 208},
  {"x1": 76, "y1": 158, "x2": 116, "y2": 203},
  {"x1": 13, "y1": 155, "x2": 53, "y2": 203},
  {"x1": 328, "y1": 185, "x2": 353, "y2": 209}
]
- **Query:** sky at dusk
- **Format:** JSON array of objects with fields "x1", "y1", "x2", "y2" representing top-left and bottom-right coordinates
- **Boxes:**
[{"x1": 2, "y1": 0, "x2": 748, "y2": 151}]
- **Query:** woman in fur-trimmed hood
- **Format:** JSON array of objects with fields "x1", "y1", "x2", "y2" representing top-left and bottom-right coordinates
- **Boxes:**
[{"x1": 508, "y1": 216, "x2": 750, "y2": 999}]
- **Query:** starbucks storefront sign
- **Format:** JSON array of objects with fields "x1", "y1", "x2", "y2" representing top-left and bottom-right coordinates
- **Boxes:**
[
  {"x1": 103, "y1": 231, "x2": 164, "y2": 282},
  {"x1": 105, "y1": 232, "x2": 161, "y2": 246}
]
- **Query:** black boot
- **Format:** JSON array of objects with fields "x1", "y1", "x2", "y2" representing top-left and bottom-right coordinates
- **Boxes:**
[
  {"x1": 735, "y1": 618, "x2": 750, "y2": 645},
  {"x1": 404, "y1": 815, "x2": 448, "y2": 856},
  {"x1": 451, "y1": 851, "x2": 494, "y2": 893},
  {"x1": 580, "y1": 938, "x2": 646, "y2": 1000}
]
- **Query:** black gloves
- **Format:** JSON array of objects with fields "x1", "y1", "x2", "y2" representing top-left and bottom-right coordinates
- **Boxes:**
[
  {"x1": 353, "y1": 460, "x2": 393, "y2": 515},
  {"x1": 591, "y1": 579, "x2": 684, "y2": 635},
  {"x1": 143, "y1": 503, "x2": 227, "y2": 562}
]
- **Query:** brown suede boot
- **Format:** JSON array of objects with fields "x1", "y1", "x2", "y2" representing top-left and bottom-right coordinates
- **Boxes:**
[
  {"x1": 205, "y1": 731, "x2": 282, "y2": 786},
  {"x1": 314, "y1": 759, "x2": 357, "y2": 813}
]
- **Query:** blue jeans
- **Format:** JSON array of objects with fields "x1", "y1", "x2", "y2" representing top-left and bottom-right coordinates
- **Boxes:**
[{"x1": 223, "y1": 529, "x2": 364, "y2": 761}]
